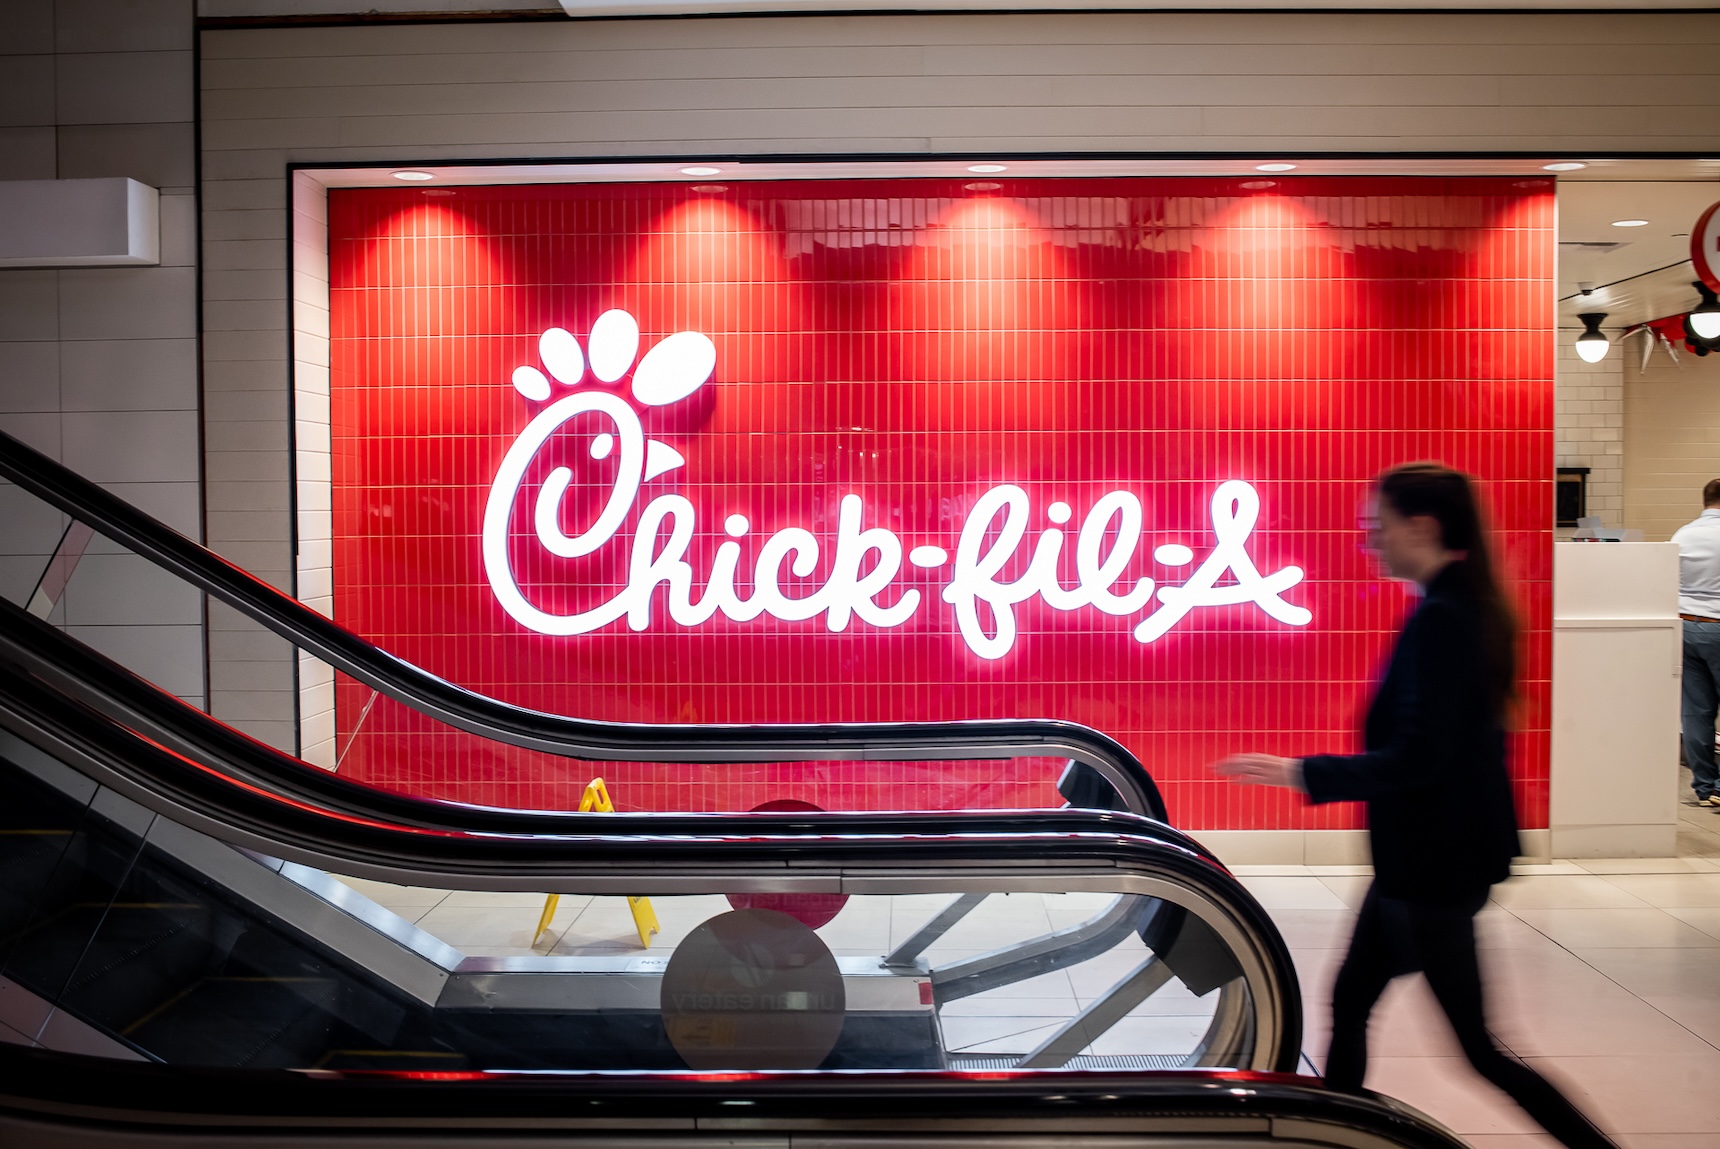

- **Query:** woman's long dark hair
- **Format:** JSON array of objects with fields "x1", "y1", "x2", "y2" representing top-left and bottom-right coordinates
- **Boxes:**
[{"x1": 1376, "y1": 462, "x2": 1518, "y2": 718}]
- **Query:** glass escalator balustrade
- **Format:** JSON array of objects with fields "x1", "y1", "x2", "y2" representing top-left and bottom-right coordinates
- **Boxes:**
[{"x1": 0, "y1": 731, "x2": 1283, "y2": 1074}]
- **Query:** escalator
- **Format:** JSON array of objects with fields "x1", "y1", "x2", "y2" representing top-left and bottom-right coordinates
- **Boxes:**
[
  {"x1": 0, "y1": 427, "x2": 1465, "y2": 1148},
  {"x1": 0, "y1": 621, "x2": 1288, "y2": 1074}
]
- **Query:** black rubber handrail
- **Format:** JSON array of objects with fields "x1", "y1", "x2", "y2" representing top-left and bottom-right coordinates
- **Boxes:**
[
  {"x1": 0, "y1": 593, "x2": 1204, "y2": 859},
  {"x1": 0, "y1": 428, "x2": 1164, "y2": 819},
  {"x1": 0, "y1": 645, "x2": 1219, "y2": 885},
  {"x1": 0, "y1": 1048, "x2": 1468, "y2": 1149}
]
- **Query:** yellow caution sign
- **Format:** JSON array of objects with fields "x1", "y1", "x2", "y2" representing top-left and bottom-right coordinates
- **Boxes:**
[{"x1": 533, "y1": 779, "x2": 660, "y2": 949}]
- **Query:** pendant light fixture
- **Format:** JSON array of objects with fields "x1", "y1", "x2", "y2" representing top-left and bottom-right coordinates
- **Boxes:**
[
  {"x1": 1689, "y1": 281, "x2": 1720, "y2": 342},
  {"x1": 1574, "y1": 313, "x2": 1610, "y2": 363}
]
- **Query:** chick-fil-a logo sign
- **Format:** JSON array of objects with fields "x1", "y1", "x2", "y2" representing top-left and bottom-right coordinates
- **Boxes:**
[{"x1": 483, "y1": 311, "x2": 1312, "y2": 660}]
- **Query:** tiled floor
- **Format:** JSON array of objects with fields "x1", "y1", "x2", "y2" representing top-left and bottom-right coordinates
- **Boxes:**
[{"x1": 337, "y1": 794, "x2": 1720, "y2": 1149}]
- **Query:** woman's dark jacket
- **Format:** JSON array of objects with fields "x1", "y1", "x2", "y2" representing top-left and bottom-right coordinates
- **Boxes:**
[{"x1": 1299, "y1": 562, "x2": 1521, "y2": 903}]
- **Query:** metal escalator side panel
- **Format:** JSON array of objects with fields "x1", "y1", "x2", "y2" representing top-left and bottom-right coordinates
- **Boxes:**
[
  {"x1": 0, "y1": 1047, "x2": 1474, "y2": 1149},
  {"x1": 0, "y1": 630, "x2": 1216, "y2": 877},
  {"x1": 0, "y1": 643, "x2": 1301, "y2": 1074}
]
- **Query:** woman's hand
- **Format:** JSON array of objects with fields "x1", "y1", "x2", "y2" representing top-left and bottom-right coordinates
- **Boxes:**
[{"x1": 1213, "y1": 753, "x2": 1305, "y2": 791}]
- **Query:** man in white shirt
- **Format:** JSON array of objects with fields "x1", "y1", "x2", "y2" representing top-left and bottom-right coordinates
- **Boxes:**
[{"x1": 1673, "y1": 478, "x2": 1720, "y2": 806}]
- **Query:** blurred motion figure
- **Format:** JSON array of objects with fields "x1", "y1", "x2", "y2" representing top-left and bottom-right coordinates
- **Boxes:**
[{"x1": 1214, "y1": 462, "x2": 1619, "y2": 1149}]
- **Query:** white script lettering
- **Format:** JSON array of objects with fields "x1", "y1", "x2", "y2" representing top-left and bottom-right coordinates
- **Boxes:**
[{"x1": 482, "y1": 398, "x2": 1312, "y2": 658}]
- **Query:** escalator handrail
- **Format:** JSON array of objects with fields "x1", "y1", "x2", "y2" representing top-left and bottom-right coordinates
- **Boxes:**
[
  {"x1": 0, "y1": 428, "x2": 1163, "y2": 819},
  {"x1": 0, "y1": 644, "x2": 1224, "y2": 883},
  {"x1": 0, "y1": 1046, "x2": 1471, "y2": 1149},
  {"x1": 0, "y1": 595, "x2": 1204, "y2": 857},
  {"x1": 0, "y1": 633, "x2": 1303, "y2": 1075}
]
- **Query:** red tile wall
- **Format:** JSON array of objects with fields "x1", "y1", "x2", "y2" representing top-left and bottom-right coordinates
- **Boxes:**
[{"x1": 326, "y1": 176, "x2": 1553, "y2": 828}]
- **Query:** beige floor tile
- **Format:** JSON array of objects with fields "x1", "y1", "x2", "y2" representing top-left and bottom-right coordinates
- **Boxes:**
[
  {"x1": 1522, "y1": 1053, "x2": 1720, "y2": 1134},
  {"x1": 1486, "y1": 987, "x2": 1714, "y2": 1058},
  {"x1": 1628, "y1": 996, "x2": 1720, "y2": 1051},
  {"x1": 1572, "y1": 945, "x2": 1720, "y2": 1002},
  {"x1": 1362, "y1": 1056, "x2": 1545, "y2": 1135},
  {"x1": 412, "y1": 906, "x2": 545, "y2": 949},
  {"x1": 1236, "y1": 876, "x2": 1351, "y2": 910},
  {"x1": 1577, "y1": 858, "x2": 1720, "y2": 875},
  {"x1": 1317, "y1": 874, "x2": 1372, "y2": 910},
  {"x1": 1491, "y1": 875, "x2": 1652, "y2": 910},
  {"x1": 1618, "y1": 1135, "x2": 1720, "y2": 1148},
  {"x1": 1508, "y1": 862, "x2": 1589, "y2": 876},
  {"x1": 1262, "y1": 909, "x2": 1355, "y2": 950},
  {"x1": 1664, "y1": 905, "x2": 1720, "y2": 941},
  {"x1": 1460, "y1": 1137, "x2": 1563, "y2": 1149},
  {"x1": 1507, "y1": 907, "x2": 1718, "y2": 950},
  {"x1": 1475, "y1": 908, "x2": 1565, "y2": 951},
  {"x1": 1601, "y1": 873, "x2": 1720, "y2": 908},
  {"x1": 1230, "y1": 864, "x2": 1315, "y2": 877},
  {"x1": 438, "y1": 890, "x2": 560, "y2": 909}
]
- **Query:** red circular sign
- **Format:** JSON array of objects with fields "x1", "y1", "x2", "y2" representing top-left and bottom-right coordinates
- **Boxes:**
[
  {"x1": 726, "y1": 799, "x2": 851, "y2": 929},
  {"x1": 1694, "y1": 200, "x2": 1720, "y2": 293}
]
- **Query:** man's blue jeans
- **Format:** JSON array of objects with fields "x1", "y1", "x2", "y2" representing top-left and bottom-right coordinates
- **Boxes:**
[{"x1": 1682, "y1": 620, "x2": 1720, "y2": 799}]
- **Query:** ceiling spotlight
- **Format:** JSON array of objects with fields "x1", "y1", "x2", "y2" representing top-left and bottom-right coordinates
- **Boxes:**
[
  {"x1": 1543, "y1": 162, "x2": 1587, "y2": 172},
  {"x1": 1689, "y1": 281, "x2": 1720, "y2": 342},
  {"x1": 679, "y1": 166, "x2": 722, "y2": 176},
  {"x1": 967, "y1": 164, "x2": 1007, "y2": 174},
  {"x1": 1255, "y1": 163, "x2": 1297, "y2": 173},
  {"x1": 1611, "y1": 219, "x2": 1649, "y2": 228},
  {"x1": 391, "y1": 170, "x2": 435, "y2": 181},
  {"x1": 1574, "y1": 313, "x2": 1610, "y2": 363}
]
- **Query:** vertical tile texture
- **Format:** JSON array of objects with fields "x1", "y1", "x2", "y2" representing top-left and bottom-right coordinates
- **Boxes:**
[{"x1": 325, "y1": 176, "x2": 1553, "y2": 826}]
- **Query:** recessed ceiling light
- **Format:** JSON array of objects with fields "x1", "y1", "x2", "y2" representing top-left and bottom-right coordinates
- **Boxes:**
[
  {"x1": 391, "y1": 170, "x2": 434, "y2": 181},
  {"x1": 1240, "y1": 180, "x2": 1277, "y2": 190},
  {"x1": 1255, "y1": 163, "x2": 1296, "y2": 173},
  {"x1": 680, "y1": 166, "x2": 722, "y2": 176},
  {"x1": 967, "y1": 164, "x2": 1007, "y2": 174},
  {"x1": 690, "y1": 184, "x2": 727, "y2": 193},
  {"x1": 1543, "y1": 162, "x2": 1587, "y2": 172},
  {"x1": 964, "y1": 181, "x2": 1001, "y2": 192},
  {"x1": 1611, "y1": 219, "x2": 1649, "y2": 227}
]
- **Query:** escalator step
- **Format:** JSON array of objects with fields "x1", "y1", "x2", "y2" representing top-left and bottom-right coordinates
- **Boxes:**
[
  {"x1": 948, "y1": 1053, "x2": 1188, "y2": 1071},
  {"x1": 0, "y1": 831, "x2": 74, "y2": 934},
  {"x1": 126, "y1": 976, "x2": 347, "y2": 1069},
  {"x1": 54, "y1": 904, "x2": 215, "y2": 1031}
]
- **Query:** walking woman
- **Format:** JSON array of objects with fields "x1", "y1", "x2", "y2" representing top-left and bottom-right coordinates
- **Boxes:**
[{"x1": 1214, "y1": 462, "x2": 1618, "y2": 1149}]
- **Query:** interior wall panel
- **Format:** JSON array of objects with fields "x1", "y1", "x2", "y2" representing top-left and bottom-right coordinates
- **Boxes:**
[
  {"x1": 198, "y1": 11, "x2": 1716, "y2": 807},
  {"x1": 323, "y1": 175, "x2": 1552, "y2": 826}
]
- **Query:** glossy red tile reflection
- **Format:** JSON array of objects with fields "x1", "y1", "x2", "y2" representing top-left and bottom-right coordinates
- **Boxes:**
[{"x1": 327, "y1": 177, "x2": 1553, "y2": 828}]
